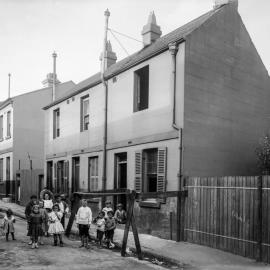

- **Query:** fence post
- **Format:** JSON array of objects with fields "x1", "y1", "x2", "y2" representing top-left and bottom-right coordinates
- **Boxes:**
[
  {"x1": 65, "y1": 193, "x2": 80, "y2": 237},
  {"x1": 257, "y1": 175, "x2": 263, "y2": 262}
]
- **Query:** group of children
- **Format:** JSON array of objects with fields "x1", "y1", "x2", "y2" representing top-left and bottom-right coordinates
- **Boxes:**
[
  {"x1": 24, "y1": 193, "x2": 69, "y2": 249},
  {"x1": 1, "y1": 194, "x2": 126, "y2": 251},
  {"x1": 76, "y1": 200, "x2": 126, "y2": 249}
]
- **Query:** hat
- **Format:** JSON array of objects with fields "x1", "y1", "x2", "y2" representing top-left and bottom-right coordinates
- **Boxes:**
[{"x1": 105, "y1": 200, "x2": 111, "y2": 204}]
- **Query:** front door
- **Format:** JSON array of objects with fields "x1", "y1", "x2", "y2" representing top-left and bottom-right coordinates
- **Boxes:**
[
  {"x1": 114, "y1": 153, "x2": 127, "y2": 210},
  {"x1": 46, "y1": 161, "x2": 53, "y2": 191},
  {"x1": 72, "y1": 157, "x2": 80, "y2": 193},
  {"x1": 56, "y1": 161, "x2": 64, "y2": 194}
]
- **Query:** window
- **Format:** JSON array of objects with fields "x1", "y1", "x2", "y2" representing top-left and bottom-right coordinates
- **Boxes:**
[
  {"x1": 81, "y1": 96, "x2": 89, "y2": 131},
  {"x1": 134, "y1": 65, "x2": 149, "y2": 112},
  {"x1": 53, "y1": 109, "x2": 60, "y2": 139},
  {"x1": 0, "y1": 115, "x2": 3, "y2": 140},
  {"x1": 0, "y1": 159, "x2": 3, "y2": 182},
  {"x1": 7, "y1": 111, "x2": 11, "y2": 138},
  {"x1": 88, "y1": 157, "x2": 98, "y2": 191},
  {"x1": 135, "y1": 147, "x2": 167, "y2": 193},
  {"x1": 6, "y1": 157, "x2": 10, "y2": 181}
]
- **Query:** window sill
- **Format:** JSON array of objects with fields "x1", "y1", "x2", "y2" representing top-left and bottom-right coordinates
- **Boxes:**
[
  {"x1": 139, "y1": 199, "x2": 161, "y2": 209},
  {"x1": 87, "y1": 198, "x2": 100, "y2": 204},
  {"x1": 133, "y1": 108, "x2": 149, "y2": 114},
  {"x1": 5, "y1": 136, "x2": 11, "y2": 140}
]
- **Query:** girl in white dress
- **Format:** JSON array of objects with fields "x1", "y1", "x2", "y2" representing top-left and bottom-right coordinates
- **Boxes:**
[{"x1": 48, "y1": 204, "x2": 64, "y2": 247}]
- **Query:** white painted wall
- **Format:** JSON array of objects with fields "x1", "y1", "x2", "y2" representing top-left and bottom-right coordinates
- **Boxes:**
[{"x1": 0, "y1": 103, "x2": 13, "y2": 152}]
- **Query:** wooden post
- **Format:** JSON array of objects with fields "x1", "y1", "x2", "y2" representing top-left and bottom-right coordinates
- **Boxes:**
[
  {"x1": 65, "y1": 193, "x2": 80, "y2": 237},
  {"x1": 121, "y1": 192, "x2": 134, "y2": 256},
  {"x1": 170, "y1": 212, "x2": 173, "y2": 240},
  {"x1": 257, "y1": 175, "x2": 263, "y2": 262},
  {"x1": 121, "y1": 190, "x2": 142, "y2": 260},
  {"x1": 131, "y1": 215, "x2": 143, "y2": 260}
]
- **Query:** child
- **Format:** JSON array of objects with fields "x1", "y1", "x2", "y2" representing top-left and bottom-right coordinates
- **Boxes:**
[
  {"x1": 48, "y1": 204, "x2": 65, "y2": 247},
  {"x1": 55, "y1": 194, "x2": 69, "y2": 229},
  {"x1": 105, "y1": 210, "x2": 116, "y2": 249},
  {"x1": 28, "y1": 205, "x2": 43, "y2": 249},
  {"x1": 76, "y1": 199, "x2": 92, "y2": 249},
  {"x1": 1, "y1": 209, "x2": 16, "y2": 241},
  {"x1": 114, "y1": 203, "x2": 127, "y2": 224},
  {"x1": 102, "y1": 200, "x2": 113, "y2": 218},
  {"x1": 93, "y1": 211, "x2": 105, "y2": 246},
  {"x1": 43, "y1": 192, "x2": 53, "y2": 212},
  {"x1": 38, "y1": 200, "x2": 48, "y2": 245},
  {"x1": 25, "y1": 194, "x2": 38, "y2": 245}
]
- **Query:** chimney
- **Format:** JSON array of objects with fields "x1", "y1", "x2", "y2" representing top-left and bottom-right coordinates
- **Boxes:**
[
  {"x1": 141, "y1": 11, "x2": 162, "y2": 47},
  {"x1": 99, "y1": 40, "x2": 117, "y2": 69},
  {"x1": 214, "y1": 0, "x2": 238, "y2": 9},
  {"x1": 42, "y1": 73, "x2": 60, "y2": 88}
]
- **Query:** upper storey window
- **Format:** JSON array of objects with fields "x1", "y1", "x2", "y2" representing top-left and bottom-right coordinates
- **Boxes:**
[
  {"x1": 53, "y1": 109, "x2": 60, "y2": 139},
  {"x1": 81, "y1": 95, "x2": 89, "y2": 132},
  {"x1": 134, "y1": 65, "x2": 149, "y2": 112},
  {"x1": 6, "y1": 111, "x2": 11, "y2": 138},
  {"x1": 0, "y1": 115, "x2": 3, "y2": 140}
]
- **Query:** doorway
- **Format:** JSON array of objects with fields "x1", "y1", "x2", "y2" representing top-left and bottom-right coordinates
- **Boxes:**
[
  {"x1": 56, "y1": 161, "x2": 64, "y2": 194},
  {"x1": 72, "y1": 157, "x2": 80, "y2": 193},
  {"x1": 47, "y1": 161, "x2": 53, "y2": 191},
  {"x1": 38, "y1": 174, "x2": 44, "y2": 195},
  {"x1": 114, "y1": 153, "x2": 127, "y2": 210}
]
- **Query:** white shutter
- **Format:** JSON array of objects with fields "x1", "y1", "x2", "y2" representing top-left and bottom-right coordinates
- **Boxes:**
[{"x1": 157, "y1": 147, "x2": 167, "y2": 192}]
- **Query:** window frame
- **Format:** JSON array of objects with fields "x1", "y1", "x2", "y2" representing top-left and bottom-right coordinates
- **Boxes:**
[
  {"x1": 53, "y1": 108, "x2": 60, "y2": 139},
  {"x1": 6, "y1": 156, "x2": 10, "y2": 181},
  {"x1": 81, "y1": 95, "x2": 89, "y2": 132},
  {"x1": 133, "y1": 65, "x2": 149, "y2": 112},
  {"x1": 0, "y1": 115, "x2": 3, "y2": 141},
  {"x1": 6, "y1": 111, "x2": 11, "y2": 138}
]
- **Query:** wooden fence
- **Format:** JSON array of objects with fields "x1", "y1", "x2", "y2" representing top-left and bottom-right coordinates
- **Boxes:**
[{"x1": 184, "y1": 176, "x2": 270, "y2": 263}]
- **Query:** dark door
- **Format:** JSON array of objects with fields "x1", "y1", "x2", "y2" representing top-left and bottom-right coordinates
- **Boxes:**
[
  {"x1": 57, "y1": 161, "x2": 64, "y2": 194},
  {"x1": 114, "y1": 153, "x2": 127, "y2": 210},
  {"x1": 47, "y1": 161, "x2": 53, "y2": 191},
  {"x1": 38, "y1": 174, "x2": 44, "y2": 194},
  {"x1": 72, "y1": 157, "x2": 80, "y2": 193}
]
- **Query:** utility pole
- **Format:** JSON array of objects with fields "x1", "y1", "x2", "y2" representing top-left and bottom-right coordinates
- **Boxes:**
[
  {"x1": 101, "y1": 9, "x2": 110, "y2": 206},
  {"x1": 52, "y1": 51, "x2": 57, "y2": 101}
]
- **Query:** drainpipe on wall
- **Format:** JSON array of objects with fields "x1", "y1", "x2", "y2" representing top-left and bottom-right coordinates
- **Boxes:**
[
  {"x1": 101, "y1": 9, "x2": 110, "y2": 206},
  {"x1": 169, "y1": 42, "x2": 184, "y2": 242}
]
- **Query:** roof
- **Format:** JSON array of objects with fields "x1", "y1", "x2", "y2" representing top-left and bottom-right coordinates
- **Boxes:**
[
  {"x1": 0, "y1": 81, "x2": 75, "y2": 111},
  {"x1": 44, "y1": 6, "x2": 223, "y2": 110}
]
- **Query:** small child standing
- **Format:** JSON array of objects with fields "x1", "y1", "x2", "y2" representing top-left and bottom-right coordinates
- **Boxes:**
[
  {"x1": 28, "y1": 205, "x2": 43, "y2": 249},
  {"x1": 1, "y1": 209, "x2": 16, "y2": 241},
  {"x1": 114, "y1": 203, "x2": 127, "y2": 224},
  {"x1": 38, "y1": 200, "x2": 48, "y2": 245},
  {"x1": 102, "y1": 200, "x2": 113, "y2": 218},
  {"x1": 105, "y1": 210, "x2": 116, "y2": 249},
  {"x1": 76, "y1": 199, "x2": 92, "y2": 249},
  {"x1": 48, "y1": 204, "x2": 65, "y2": 247},
  {"x1": 93, "y1": 211, "x2": 105, "y2": 246}
]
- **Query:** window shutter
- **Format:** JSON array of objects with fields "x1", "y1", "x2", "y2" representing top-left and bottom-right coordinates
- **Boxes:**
[
  {"x1": 134, "y1": 151, "x2": 142, "y2": 192},
  {"x1": 157, "y1": 147, "x2": 167, "y2": 192}
]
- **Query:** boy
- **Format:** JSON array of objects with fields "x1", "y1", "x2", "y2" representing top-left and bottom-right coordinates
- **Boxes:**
[
  {"x1": 25, "y1": 195, "x2": 38, "y2": 245},
  {"x1": 102, "y1": 200, "x2": 113, "y2": 218},
  {"x1": 105, "y1": 210, "x2": 116, "y2": 249},
  {"x1": 114, "y1": 203, "x2": 127, "y2": 224},
  {"x1": 76, "y1": 199, "x2": 92, "y2": 249},
  {"x1": 93, "y1": 211, "x2": 105, "y2": 246}
]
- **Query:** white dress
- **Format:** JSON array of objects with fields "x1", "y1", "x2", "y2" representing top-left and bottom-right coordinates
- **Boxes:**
[{"x1": 48, "y1": 211, "x2": 64, "y2": 234}]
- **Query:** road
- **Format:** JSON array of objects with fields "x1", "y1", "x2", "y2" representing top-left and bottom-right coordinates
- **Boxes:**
[{"x1": 0, "y1": 217, "x2": 168, "y2": 270}]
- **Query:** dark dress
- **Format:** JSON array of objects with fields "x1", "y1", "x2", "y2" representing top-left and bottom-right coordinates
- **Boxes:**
[{"x1": 28, "y1": 213, "x2": 43, "y2": 242}]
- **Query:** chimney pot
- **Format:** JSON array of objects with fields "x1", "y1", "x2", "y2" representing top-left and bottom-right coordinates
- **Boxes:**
[
  {"x1": 141, "y1": 11, "x2": 162, "y2": 47},
  {"x1": 214, "y1": 0, "x2": 238, "y2": 9}
]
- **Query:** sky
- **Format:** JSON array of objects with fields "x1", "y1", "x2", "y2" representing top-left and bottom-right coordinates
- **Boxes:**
[{"x1": 0, "y1": 0, "x2": 269, "y2": 101}]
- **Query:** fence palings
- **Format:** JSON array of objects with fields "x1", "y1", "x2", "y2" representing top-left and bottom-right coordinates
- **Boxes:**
[{"x1": 184, "y1": 176, "x2": 270, "y2": 263}]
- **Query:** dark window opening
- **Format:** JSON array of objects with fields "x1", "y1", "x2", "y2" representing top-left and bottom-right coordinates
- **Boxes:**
[
  {"x1": 53, "y1": 109, "x2": 60, "y2": 139},
  {"x1": 134, "y1": 65, "x2": 149, "y2": 112},
  {"x1": 143, "y1": 148, "x2": 157, "y2": 192}
]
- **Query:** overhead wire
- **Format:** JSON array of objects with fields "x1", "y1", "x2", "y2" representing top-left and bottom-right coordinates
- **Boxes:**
[
  {"x1": 108, "y1": 29, "x2": 129, "y2": 56},
  {"x1": 108, "y1": 28, "x2": 143, "y2": 44}
]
